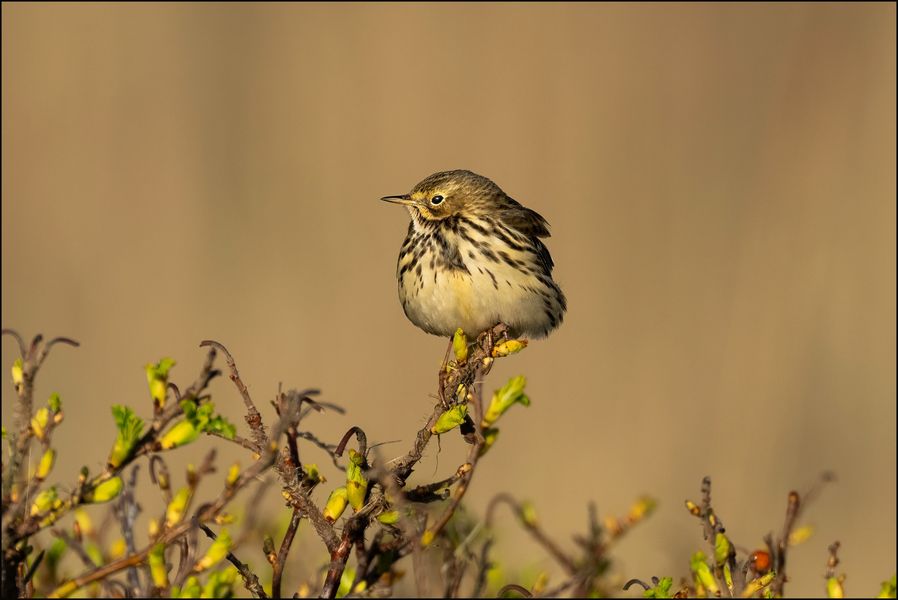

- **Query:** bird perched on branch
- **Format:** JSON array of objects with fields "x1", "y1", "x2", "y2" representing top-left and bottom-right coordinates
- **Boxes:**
[{"x1": 382, "y1": 170, "x2": 566, "y2": 340}]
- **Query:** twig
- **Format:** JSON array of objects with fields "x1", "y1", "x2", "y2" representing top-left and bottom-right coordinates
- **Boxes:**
[
  {"x1": 198, "y1": 523, "x2": 268, "y2": 598},
  {"x1": 271, "y1": 508, "x2": 301, "y2": 599},
  {"x1": 200, "y1": 340, "x2": 266, "y2": 449},
  {"x1": 485, "y1": 493, "x2": 577, "y2": 576},
  {"x1": 497, "y1": 583, "x2": 533, "y2": 597}
]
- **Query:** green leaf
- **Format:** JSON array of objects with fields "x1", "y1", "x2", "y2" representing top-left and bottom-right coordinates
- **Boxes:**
[
  {"x1": 431, "y1": 404, "x2": 468, "y2": 434},
  {"x1": 179, "y1": 399, "x2": 236, "y2": 440},
  {"x1": 108, "y1": 405, "x2": 145, "y2": 468},
  {"x1": 48, "y1": 393, "x2": 62, "y2": 413}
]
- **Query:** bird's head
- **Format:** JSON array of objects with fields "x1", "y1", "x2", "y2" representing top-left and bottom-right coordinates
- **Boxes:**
[{"x1": 381, "y1": 170, "x2": 502, "y2": 222}]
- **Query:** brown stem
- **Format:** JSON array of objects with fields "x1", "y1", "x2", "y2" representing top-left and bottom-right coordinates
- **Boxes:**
[{"x1": 271, "y1": 508, "x2": 301, "y2": 599}]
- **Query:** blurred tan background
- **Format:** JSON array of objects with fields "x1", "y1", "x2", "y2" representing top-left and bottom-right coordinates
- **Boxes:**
[{"x1": 2, "y1": 3, "x2": 895, "y2": 596}]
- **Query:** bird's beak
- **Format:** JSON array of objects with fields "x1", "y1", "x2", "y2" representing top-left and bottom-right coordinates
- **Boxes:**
[{"x1": 381, "y1": 194, "x2": 415, "y2": 206}]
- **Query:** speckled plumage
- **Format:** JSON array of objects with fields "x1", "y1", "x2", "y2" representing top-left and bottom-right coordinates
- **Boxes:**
[{"x1": 383, "y1": 170, "x2": 566, "y2": 339}]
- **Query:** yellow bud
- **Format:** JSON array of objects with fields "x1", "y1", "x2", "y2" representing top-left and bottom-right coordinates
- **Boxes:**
[
  {"x1": 165, "y1": 487, "x2": 192, "y2": 528},
  {"x1": 148, "y1": 543, "x2": 169, "y2": 588},
  {"x1": 323, "y1": 486, "x2": 348, "y2": 523},
  {"x1": 186, "y1": 463, "x2": 198, "y2": 486},
  {"x1": 628, "y1": 496, "x2": 656, "y2": 523},
  {"x1": 789, "y1": 525, "x2": 814, "y2": 546},
  {"x1": 159, "y1": 420, "x2": 199, "y2": 450},
  {"x1": 826, "y1": 576, "x2": 845, "y2": 598},
  {"x1": 420, "y1": 530, "x2": 435, "y2": 547},
  {"x1": 532, "y1": 572, "x2": 550, "y2": 595},
  {"x1": 11, "y1": 358, "x2": 24, "y2": 388},
  {"x1": 74, "y1": 509, "x2": 94, "y2": 536},
  {"x1": 491, "y1": 339, "x2": 528, "y2": 358},
  {"x1": 520, "y1": 502, "x2": 539, "y2": 527},
  {"x1": 30, "y1": 407, "x2": 50, "y2": 440},
  {"x1": 214, "y1": 513, "x2": 235, "y2": 525},
  {"x1": 377, "y1": 510, "x2": 400, "y2": 525},
  {"x1": 31, "y1": 487, "x2": 59, "y2": 516},
  {"x1": 145, "y1": 357, "x2": 176, "y2": 408},
  {"x1": 83, "y1": 476, "x2": 123, "y2": 503},
  {"x1": 51, "y1": 581, "x2": 79, "y2": 598},
  {"x1": 196, "y1": 528, "x2": 231, "y2": 571},
  {"x1": 685, "y1": 499, "x2": 701, "y2": 516},
  {"x1": 110, "y1": 538, "x2": 127, "y2": 559},
  {"x1": 226, "y1": 462, "x2": 240, "y2": 487},
  {"x1": 36, "y1": 449, "x2": 56, "y2": 479},
  {"x1": 452, "y1": 328, "x2": 468, "y2": 363},
  {"x1": 148, "y1": 518, "x2": 161, "y2": 538},
  {"x1": 741, "y1": 571, "x2": 775, "y2": 597}
]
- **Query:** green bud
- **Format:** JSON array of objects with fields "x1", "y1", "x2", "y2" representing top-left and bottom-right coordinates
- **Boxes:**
[
  {"x1": 520, "y1": 501, "x2": 539, "y2": 527},
  {"x1": 377, "y1": 510, "x2": 400, "y2": 525},
  {"x1": 202, "y1": 567, "x2": 238, "y2": 599},
  {"x1": 452, "y1": 328, "x2": 468, "y2": 363},
  {"x1": 337, "y1": 567, "x2": 359, "y2": 599},
  {"x1": 643, "y1": 576, "x2": 673, "y2": 598},
  {"x1": 175, "y1": 575, "x2": 201, "y2": 598},
  {"x1": 478, "y1": 427, "x2": 500, "y2": 457},
  {"x1": 84, "y1": 476, "x2": 123, "y2": 503},
  {"x1": 31, "y1": 487, "x2": 59, "y2": 516},
  {"x1": 714, "y1": 532, "x2": 732, "y2": 567},
  {"x1": 159, "y1": 420, "x2": 200, "y2": 450},
  {"x1": 85, "y1": 542, "x2": 104, "y2": 567},
  {"x1": 346, "y1": 449, "x2": 368, "y2": 510},
  {"x1": 46, "y1": 537, "x2": 68, "y2": 571},
  {"x1": 877, "y1": 576, "x2": 896, "y2": 598},
  {"x1": 145, "y1": 357, "x2": 176, "y2": 408},
  {"x1": 482, "y1": 375, "x2": 529, "y2": 427},
  {"x1": 107, "y1": 405, "x2": 145, "y2": 468},
  {"x1": 196, "y1": 528, "x2": 231, "y2": 571},
  {"x1": 304, "y1": 463, "x2": 325, "y2": 486},
  {"x1": 431, "y1": 404, "x2": 468, "y2": 434},
  {"x1": 166, "y1": 487, "x2": 192, "y2": 527},
  {"x1": 48, "y1": 392, "x2": 62, "y2": 413},
  {"x1": 36, "y1": 448, "x2": 56, "y2": 479},
  {"x1": 323, "y1": 486, "x2": 349, "y2": 523},
  {"x1": 148, "y1": 543, "x2": 169, "y2": 588},
  {"x1": 690, "y1": 551, "x2": 719, "y2": 595}
]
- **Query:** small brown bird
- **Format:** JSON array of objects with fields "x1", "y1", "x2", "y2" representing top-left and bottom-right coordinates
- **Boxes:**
[{"x1": 382, "y1": 170, "x2": 566, "y2": 339}]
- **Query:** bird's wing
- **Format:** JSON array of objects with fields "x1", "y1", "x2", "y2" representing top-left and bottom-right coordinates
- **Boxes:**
[
  {"x1": 498, "y1": 196, "x2": 551, "y2": 238},
  {"x1": 498, "y1": 196, "x2": 555, "y2": 272}
]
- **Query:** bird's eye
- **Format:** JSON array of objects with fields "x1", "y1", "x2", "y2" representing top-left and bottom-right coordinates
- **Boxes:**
[{"x1": 430, "y1": 195, "x2": 444, "y2": 205}]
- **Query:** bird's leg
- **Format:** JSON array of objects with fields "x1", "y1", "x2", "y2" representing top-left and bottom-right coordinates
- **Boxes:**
[{"x1": 437, "y1": 337, "x2": 453, "y2": 407}]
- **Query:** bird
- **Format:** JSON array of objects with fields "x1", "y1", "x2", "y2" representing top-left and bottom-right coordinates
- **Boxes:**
[{"x1": 382, "y1": 170, "x2": 566, "y2": 340}]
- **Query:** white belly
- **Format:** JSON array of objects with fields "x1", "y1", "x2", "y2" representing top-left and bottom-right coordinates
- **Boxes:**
[{"x1": 398, "y1": 246, "x2": 561, "y2": 339}]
